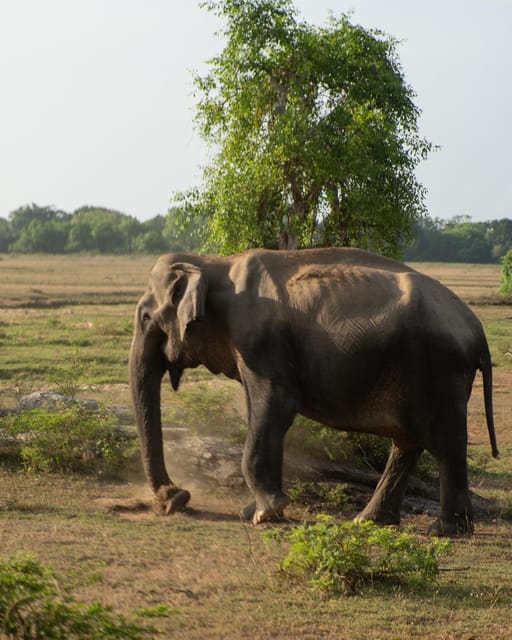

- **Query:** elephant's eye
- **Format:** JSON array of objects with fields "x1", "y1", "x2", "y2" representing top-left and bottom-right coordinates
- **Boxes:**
[{"x1": 140, "y1": 310, "x2": 152, "y2": 329}]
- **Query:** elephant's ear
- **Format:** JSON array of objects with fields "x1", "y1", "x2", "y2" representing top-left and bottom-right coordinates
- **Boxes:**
[{"x1": 169, "y1": 263, "x2": 208, "y2": 341}]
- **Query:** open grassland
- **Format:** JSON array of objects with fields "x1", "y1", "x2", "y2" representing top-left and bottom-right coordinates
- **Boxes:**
[{"x1": 0, "y1": 254, "x2": 511, "y2": 639}]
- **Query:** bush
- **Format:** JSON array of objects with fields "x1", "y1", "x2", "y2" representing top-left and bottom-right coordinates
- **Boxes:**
[
  {"x1": 500, "y1": 248, "x2": 512, "y2": 294},
  {"x1": 0, "y1": 554, "x2": 151, "y2": 639},
  {"x1": 288, "y1": 481, "x2": 349, "y2": 513},
  {"x1": 164, "y1": 382, "x2": 246, "y2": 443},
  {"x1": 266, "y1": 516, "x2": 452, "y2": 595},
  {"x1": 0, "y1": 406, "x2": 137, "y2": 475},
  {"x1": 344, "y1": 432, "x2": 391, "y2": 471},
  {"x1": 286, "y1": 418, "x2": 392, "y2": 472}
]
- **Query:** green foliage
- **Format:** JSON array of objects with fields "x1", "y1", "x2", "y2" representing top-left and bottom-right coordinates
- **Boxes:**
[
  {"x1": 405, "y1": 215, "x2": 512, "y2": 263},
  {"x1": 268, "y1": 517, "x2": 452, "y2": 595},
  {"x1": 8, "y1": 205, "x2": 70, "y2": 253},
  {"x1": 164, "y1": 382, "x2": 246, "y2": 443},
  {"x1": 136, "y1": 605, "x2": 181, "y2": 619},
  {"x1": 0, "y1": 554, "x2": 151, "y2": 639},
  {"x1": 2, "y1": 201, "x2": 510, "y2": 260},
  {"x1": 0, "y1": 203, "x2": 203, "y2": 255},
  {"x1": 183, "y1": 0, "x2": 432, "y2": 255},
  {"x1": 288, "y1": 481, "x2": 349, "y2": 513},
  {"x1": 285, "y1": 416, "x2": 351, "y2": 461},
  {"x1": 1, "y1": 406, "x2": 137, "y2": 475},
  {"x1": 345, "y1": 432, "x2": 391, "y2": 471},
  {"x1": 49, "y1": 353, "x2": 83, "y2": 399},
  {"x1": 286, "y1": 417, "x2": 391, "y2": 471},
  {"x1": 0, "y1": 217, "x2": 13, "y2": 251},
  {"x1": 500, "y1": 248, "x2": 512, "y2": 293}
]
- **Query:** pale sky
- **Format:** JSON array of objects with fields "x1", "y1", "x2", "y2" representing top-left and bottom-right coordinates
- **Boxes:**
[{"x1": 0, "y1": 0, "x2": 511, "y2": 222}]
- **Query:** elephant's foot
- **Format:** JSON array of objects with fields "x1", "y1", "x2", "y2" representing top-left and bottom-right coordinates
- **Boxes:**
[
  {"x1": 154, "y1": 485, "x2": 191, "y2": 515},
  {"x1": 355, "y1": 504, "x2": 401, "y2": 526},
  {"x1": 428, "y1": 512, "x2": 474, "y2": 537},
  {"x1": 240, "y1": 493, "x2": 290, "y2": 525}
]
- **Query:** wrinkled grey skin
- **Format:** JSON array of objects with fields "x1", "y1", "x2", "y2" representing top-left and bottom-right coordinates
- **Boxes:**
[{"x1": 129, "y1": 248, "x2": 498, "y2": 535}]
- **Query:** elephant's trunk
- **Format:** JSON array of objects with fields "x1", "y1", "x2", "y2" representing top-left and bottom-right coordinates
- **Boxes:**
[{"x1": 129, "y1": 330, "x2": 171, "y2": 492}]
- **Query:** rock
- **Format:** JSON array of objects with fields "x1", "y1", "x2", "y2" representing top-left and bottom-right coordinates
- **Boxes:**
[
  {"x1": 167, "y1": 434, "x2": 246, "y2": 488},
  {"x1": 16, "y1": 391, "x2": 103, "y2": 414}
]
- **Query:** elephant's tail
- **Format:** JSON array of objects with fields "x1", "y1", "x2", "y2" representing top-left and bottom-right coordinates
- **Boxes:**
[{"x1": 479, "y1": 343, "x2": 499, "y2": 459}]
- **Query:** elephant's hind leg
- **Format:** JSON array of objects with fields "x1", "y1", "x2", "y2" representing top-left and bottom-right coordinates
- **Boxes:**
[
  {"x1": 429, "y1": 438, "x2": 473, "y2": 536},
  {"x1": 356, "y1": 443, "x2": 423, "y2": 525},
  {"x1": 426, "y1": 394, "x2": 473, "y2": 536}
]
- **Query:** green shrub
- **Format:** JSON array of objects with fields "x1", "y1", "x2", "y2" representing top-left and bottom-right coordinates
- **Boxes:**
[
  {"x1": 0, "y1": 406, "x2": 137, "y2": 475},
  {"x1": 164, "y1": 383, "x2": 246, "y2": 443},
  {"x1": 500, "y1": 248, "x2": 512, "y2": 294},
  {"x1": 285, "y1": 418, "x2": 353, "y2": 462},
  {"x1": 288, "y1": 481, "x2": 349, "y2": 513},
  {"x1": 286, "y1": 418, "x2": 392, "y2": 471},
  {"x1": 266, "y1": 516, "x2": 452, "y2": 595},
  {"x1": 0, "y1": 554, "x2": 151, "y2": 639},
  {"x1": 344, "y1": 432, "x2": 391, "y2": 471}
]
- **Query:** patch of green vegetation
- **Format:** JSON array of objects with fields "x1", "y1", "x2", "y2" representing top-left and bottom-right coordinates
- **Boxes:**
[
  {"x1": 478, "y1": 314, "x2": 512, "y2": 368},
  {"x1": 500, "y1": 248, "x2": 512, "y2": 294},
  {"x1": 136, "y1": 605, "x2": 181, "y2": 619},
  {"x1": 0, "y1": 305, "x2": 133, "y2": 387},
  {"x1": 288, "y1": 480, "x2": 349, "y2": 513},
  {"x1": 164, "y1": 382, "x2": 246, "y2": 443},
  {"x1": 344, "y1": 432, "x2": 391, "y2": 472},
  {"x1": 0, "y1": 406, "x2": 138, "y2": 475},
  {"x1": 285, "y1": 417, "x2": 350, "y2": 462},
  {"x1": 0, "y1": 554, "x2": 153, "y2": 639},
  {"x1": 415, "y1": 450, "x2": 438, "y2": 482},
  {"x1": 266, "y1": 517, "x2": 453, "y2": 596},
  {"x1": 286, "y1": 418, "x2": 393, "y2": 472}
]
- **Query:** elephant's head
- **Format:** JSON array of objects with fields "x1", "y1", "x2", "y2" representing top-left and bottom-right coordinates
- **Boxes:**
[
  {"x1": 129, "y1": 259, "x2": 208, "y2": 504},
  {"x1": 138, "y1": 261, "x2": 208, "y2": 388}
]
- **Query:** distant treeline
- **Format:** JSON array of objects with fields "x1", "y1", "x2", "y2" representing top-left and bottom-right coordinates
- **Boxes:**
[
  {"x1": 0, "y1": 204, "x2": 201, "y2": 255},
  {"x1": 404, "y1": 215, "x2": 512, "y2": 263},
  {"x1": 0, "y1": 204, "x2": 511, "y2": 262}
]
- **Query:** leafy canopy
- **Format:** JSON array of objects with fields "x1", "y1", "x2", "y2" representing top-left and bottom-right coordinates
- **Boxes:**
[{"x1": 181, "y1": 0, "x2": 432, "y2": 255}]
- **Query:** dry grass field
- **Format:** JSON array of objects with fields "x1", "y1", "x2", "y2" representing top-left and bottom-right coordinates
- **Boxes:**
[{"x1": 0, "y1": 254, "x2": 511, "y2": 639}]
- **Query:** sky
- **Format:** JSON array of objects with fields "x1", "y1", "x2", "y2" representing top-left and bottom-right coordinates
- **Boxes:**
[{"x1": 0, "y1": 0, "x2": 511, "y2": 223}]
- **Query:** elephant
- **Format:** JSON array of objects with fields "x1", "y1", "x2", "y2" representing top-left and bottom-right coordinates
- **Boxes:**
[{"x1": 129, "y1": 247, "x2": 498, "y2": 535}]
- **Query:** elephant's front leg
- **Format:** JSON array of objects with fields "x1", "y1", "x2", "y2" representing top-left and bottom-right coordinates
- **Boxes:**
[
  {"x1": 240, "y1": 377, "x2": 296, "y2": 524},
  {"x1": 129, "y1": 334, "x2": 190, "y2": 515}
]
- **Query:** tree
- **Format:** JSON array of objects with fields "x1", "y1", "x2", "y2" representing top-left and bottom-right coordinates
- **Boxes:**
[
  {"x1": 487, "y1": 218, "x2": 512, "y2": 260},
  {"x1": 443, "y1": 221, "x2": 492, "y2": 263},
  {"x1": 132, "y1": 215, "x2": 170, "y2": 253},
  {"x1": 67, "y1": 218, "x2": 95, "y2": 252},
  {"x1": 8, "y1": 204, "x2": 66, "y2": 236},
  {"x1": 501, "y1": 248, "x2": 512, "y2": 294},
  {"x1": 186, "y1": 0, "x2": 432, "y2": 255},
  {"x1": 404, "y1": 215, "x2": 511, "y2": 263},
  {"x1": 71, "y1": 206, "x2": 132, "y2": 253},
  {"x1": 0, "y1": 217, "x2": 12, "y2": 252},
  {"x1": 163, "y1": 206, "x2": 204, "y2": 252},
  {"x1": 8, "y1": 205, "x2": 70, "y2": 253}
]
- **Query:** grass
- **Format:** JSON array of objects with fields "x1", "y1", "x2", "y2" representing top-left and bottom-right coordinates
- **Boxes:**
[
  {"x1": 0, "y1": 304, "x2": 134, "y2": 389},
  {"x1": 0, "y1": 254, "x2": 511, "y2": 639},
  {"x1": 0, "y1": 471, "x2": 511, "y2": 639},
  {"x1": 1, "y1": 471, "x2": 511, "y2": 639}
]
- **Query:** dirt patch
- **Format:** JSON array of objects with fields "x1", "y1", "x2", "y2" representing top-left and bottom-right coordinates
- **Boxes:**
[{"x1": 95, "y1": 497, "x2": 153, "y2": 514}]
